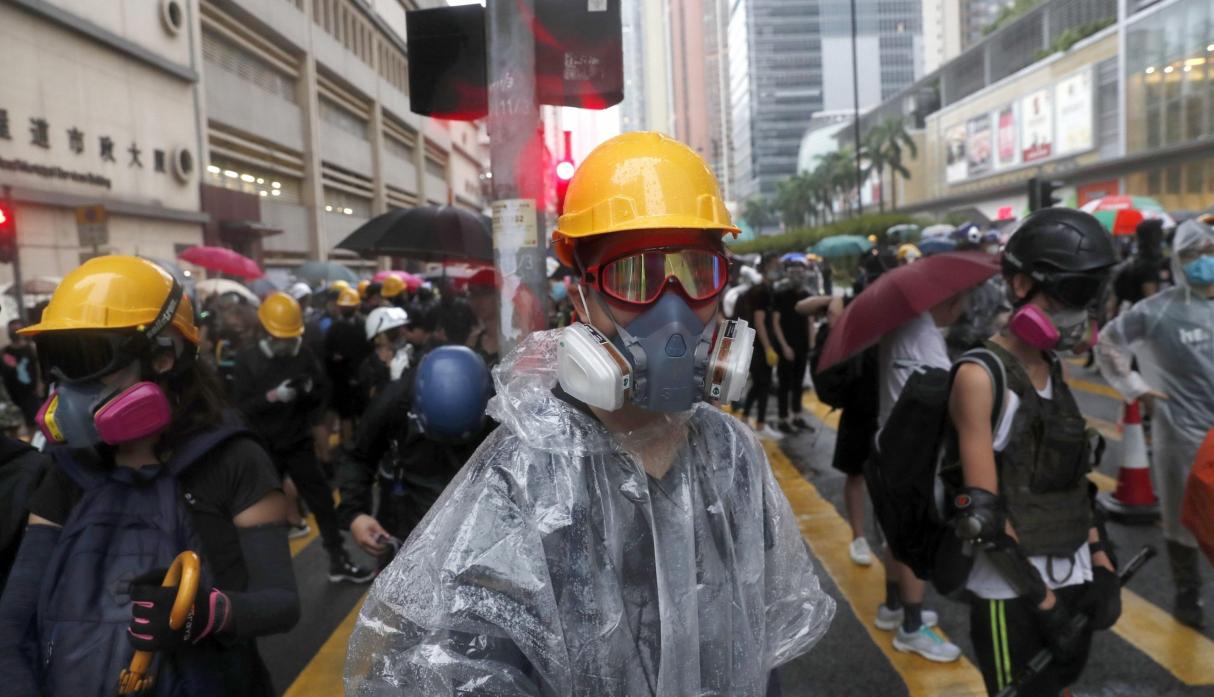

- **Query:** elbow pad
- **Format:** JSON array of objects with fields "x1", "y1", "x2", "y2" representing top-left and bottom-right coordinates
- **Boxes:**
[{"x1": 952, "y1": 487, "x2": 1005, "y2": 545}]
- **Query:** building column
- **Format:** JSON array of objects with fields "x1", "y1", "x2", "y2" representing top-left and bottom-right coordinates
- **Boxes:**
[
  {"x1": 415, "y1": 130, "x2": 428, "y2": 204},
  {"x1": 299, "y1": 0, "x2": 325, "y2": 261},
  {"x1": 370, "y1": 103, "x2": 387, "y2": 216}
]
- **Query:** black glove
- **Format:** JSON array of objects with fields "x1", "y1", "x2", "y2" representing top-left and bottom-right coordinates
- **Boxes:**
[
  {"x1": 1078, "y1": 566, "x2": 1121, "y2": 631},
  {"x1": 1035, "y1": 600, "x2": 1085, "y2": 664},
  {"x1": 127, "y1": 568, "x2": 230, "y2": 651}
]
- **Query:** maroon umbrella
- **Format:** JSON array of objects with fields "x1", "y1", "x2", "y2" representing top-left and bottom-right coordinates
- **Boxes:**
[
  {"x1": 817, "y1": 251, "x2": 1000, "y2": 372},
  {"x1": 178, "y1": 246, "x2": 262, "y2": 280}
]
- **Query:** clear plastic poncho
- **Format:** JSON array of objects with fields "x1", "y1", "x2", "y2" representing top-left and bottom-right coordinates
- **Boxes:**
[
  {"x1": 345, "y1": 330, "x2": 835, "y2": 697},
  {"x1": 1097, "y1": 219, "x2": 1214, "y2": 544}
]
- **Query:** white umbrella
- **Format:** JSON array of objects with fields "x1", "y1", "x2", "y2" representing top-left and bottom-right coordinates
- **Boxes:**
[
  {"x1": 194, "y1": 278, "x2": 259, "y2": 306},
  {"x1": 921, "y1": 224, "x2": 956, "y2": 239}
]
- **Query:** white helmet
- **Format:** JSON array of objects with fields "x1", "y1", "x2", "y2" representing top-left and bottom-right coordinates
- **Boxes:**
[
  {"x1": 287, "y1": 281, "x2": 312, "y2": 301},
  {"x1": 365, "y1": 306, "x2": 409, "y2": 341}
]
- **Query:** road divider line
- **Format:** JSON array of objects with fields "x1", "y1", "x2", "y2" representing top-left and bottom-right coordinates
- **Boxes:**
[
  {"x1": 763, "y1": 438, "x2": 988, "y2": 697},
  {"x1": 801, "y1": 391, "x2": 1212, "y2": 685},
  {"x1": 1066, "y1": 375, "x2": 1124, "y2": 402},
  {"x1": 283, "y1": 591, "x2": 367, "y2": 697}
]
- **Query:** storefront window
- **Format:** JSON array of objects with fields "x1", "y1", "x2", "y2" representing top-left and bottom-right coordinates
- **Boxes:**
[{"x1": 205, "y1": 157, "x2": 301, "y2": 203}]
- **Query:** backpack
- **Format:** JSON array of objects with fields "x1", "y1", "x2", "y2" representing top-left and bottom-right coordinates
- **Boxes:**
[
  {"x1": 35, "y1": 420, "x2": 253, "y2": 697},
  {"x1": 863, "y1": 348, "x2": 1005, "y2": 589},
  {"x1": 809, "y1": 322, "x2": 874, "y2": 410}
]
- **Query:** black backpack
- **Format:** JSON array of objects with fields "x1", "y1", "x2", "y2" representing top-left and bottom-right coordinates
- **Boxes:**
[
  {"x1": 863, "y1": 348, "x2": 1005, "y2": 588},
  {"x1": 809, "y1": 323, "x2": 874, "y2": 410}
]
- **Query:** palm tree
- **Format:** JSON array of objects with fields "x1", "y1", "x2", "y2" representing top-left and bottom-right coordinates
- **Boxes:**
[
  {"x1": 742, "y1": 198, "x2": 773, "y2": 234},
  {"x1": 864, "y1": 126, "x2": 891, "y2": 213},
  {"x1": 878, "y1": 118, "x2": 918, "y2": 211}
]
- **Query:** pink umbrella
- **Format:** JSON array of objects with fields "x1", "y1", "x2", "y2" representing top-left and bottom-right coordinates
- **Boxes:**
[{"x1": 179, "y1": 246, "x2": 262, "y2": 279}]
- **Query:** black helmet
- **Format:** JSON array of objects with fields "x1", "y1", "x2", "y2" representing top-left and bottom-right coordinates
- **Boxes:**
[{"x1": 1002, "y1": 208, "x2": 1117, "y2": 308}]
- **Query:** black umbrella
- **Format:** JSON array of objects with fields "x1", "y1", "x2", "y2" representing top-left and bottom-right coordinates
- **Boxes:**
[{"x1": 336, "y1": 205, "x2": 493, "y2": 262}]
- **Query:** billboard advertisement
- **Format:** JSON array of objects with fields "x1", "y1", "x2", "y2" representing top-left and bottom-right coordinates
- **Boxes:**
[
  {"x1": 1020, "y1": 88, "x2": 1053, "y2": 163},
  {"x1": 1055, "y1": 68, "x2": 1093, "y2": 156},
  {"x1": 967, "y1": 114, "x2": 992, "y2": 176},
  {"x1": 996, "y1": 104, "x2": 1018, "y2": 169},
  {"x1": 945, "y1": 123, "x2": 968, "y2": 183}
]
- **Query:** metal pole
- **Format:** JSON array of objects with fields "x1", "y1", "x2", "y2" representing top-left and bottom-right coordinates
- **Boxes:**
[
  {"x1": 2, "y1": 186, "x2": 25, "y2": 324},
  {"x1": 486, "y1": 0, "x2": 548, "y2": 353},
  {"x1": 850, "y1": 0, "x2": 864, "y2": 217}
]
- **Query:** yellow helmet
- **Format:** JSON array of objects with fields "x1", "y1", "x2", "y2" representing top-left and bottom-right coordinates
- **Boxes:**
[
  {"x1": 357, "y1": 279, "x2": 370, "y2": 298},
  {"x1": 258, "y1": 292, "x2": 304, "y2": 338},
  {"x1": 20, "y1": 255, "x2": 199, "y2": 344},
  {"x1": 330, "y1": 280, "x2": 351, "y2": 292},
  {"x1": 897, "y1": 244, "x2": 923, "y2": 263},
  {"x1": 381, "y1": 275, "x2": 405, "y2": 299},
  {"x1": 552, "y1": 132, "x2": 738, "y2": 267},
  {"x1": 336, "y1": 287, "x2": 361, "y2": 308}
]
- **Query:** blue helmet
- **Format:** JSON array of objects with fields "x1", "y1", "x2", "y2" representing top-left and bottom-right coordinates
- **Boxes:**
[
  {"x1": 412, "y1": 346, "x2": 492, "y2": 443},
  {"x1": 780, "y1": 251, "x2": 808, "y2": 266}
]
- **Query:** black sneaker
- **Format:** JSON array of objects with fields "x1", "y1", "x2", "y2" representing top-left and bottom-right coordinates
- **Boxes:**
[
  {"x1": 790, "y1": 416, "x2": 815, "y2": 432},
  {"x1": 776, "y1": 421, "x2": 794, "y2": 434},
  {"x1": 329, "y1": 553, "x2": 375, "y2": 584},
  {"x1": 1174, "y1": 589, "x2": 1206, "y2": 629}
]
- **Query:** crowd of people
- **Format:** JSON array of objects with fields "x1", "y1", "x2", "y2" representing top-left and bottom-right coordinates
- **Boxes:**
[{"x1": 0, "y1": 128, "x2": 1209, "y2": 697}]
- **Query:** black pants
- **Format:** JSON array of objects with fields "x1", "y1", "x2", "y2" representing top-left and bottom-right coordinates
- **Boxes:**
[
  {"x1": 776, "y1": 351, "x2": 808, "y2": 421},
  {"x1": 277, "y1": 448, "x2": 344, "y2": 556},
  {"x1": 969, "y1": 585, "x2": 1094, "y2": 697},
  {"x1": 743, "y1": 353, "x2": 773, "y2": 424}
]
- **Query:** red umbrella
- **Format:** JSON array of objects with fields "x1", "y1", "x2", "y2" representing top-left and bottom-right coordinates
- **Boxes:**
[
  {"x1": 817, "y1": 251, "x2": 1001, "y2": 372},
  {"x1": 179, "y1": 246, "x2": 262, "y2": 279}
]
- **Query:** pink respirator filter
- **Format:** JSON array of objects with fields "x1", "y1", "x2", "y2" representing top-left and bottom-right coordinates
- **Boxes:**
[{"x1": 93, "y1": 382, "x2": 173, "y2": 445}]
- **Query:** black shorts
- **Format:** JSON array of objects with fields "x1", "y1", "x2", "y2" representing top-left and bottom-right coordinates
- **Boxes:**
[{"x1": 831, "y1": 406, "x2": 877, "y2": 476}]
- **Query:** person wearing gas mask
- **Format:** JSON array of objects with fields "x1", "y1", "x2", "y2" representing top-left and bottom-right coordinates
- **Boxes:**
[
  {"x1": 948, "y1": 209, "x2": 1120, "y2": 696},
  {"x1": 0, "y1": 257, "x2": 300, "y2": 697},
  {"x1": 1096, "y1": 217, "x2": 1214, "y2": 629},
  {"x1": 771, "y1": 252, "x2": 815, "y2": 434},
  {"x1": 233, "y1": 291, "x2": 372, "y2": 584},
  {"x1": 344, "y1": 132, "x2": 833, "y2": 697},
  {"x1": 325, "y1": 287, "x2": 370, "y2": 439},
  {"x1": 738, "y1": 252, "x2": 784, "y2": 440},
  {"x1": 359, "y1": 306, "x2": 413, "y2": 405},
  {"x1": 337, "y1": 346, "x2": 495, "y2": 570}
]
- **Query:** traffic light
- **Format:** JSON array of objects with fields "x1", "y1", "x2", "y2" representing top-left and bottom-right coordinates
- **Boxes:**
[
  {"x1": 0, "y1": 200, "x2": 15, "y2": 265},
  {"x1": 555, "y1": 130, "x2": 575, "y2": 215},
  {"x1": 1027, "y1": 177, "x2": 1063, "y2": 212}
]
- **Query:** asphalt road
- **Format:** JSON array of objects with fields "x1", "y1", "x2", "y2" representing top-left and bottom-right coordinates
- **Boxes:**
[{"x1": 264, "y1": 361, "x2": 1214, "y2": 696}]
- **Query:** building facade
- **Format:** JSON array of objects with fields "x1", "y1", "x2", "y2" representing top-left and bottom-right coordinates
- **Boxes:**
[
  {"x1": 820, "y1": 0, "x2": 924, "y2": 114},
  {"x1": 922, "y1": 0, "x2": 963, "y2": 74},
  {"x1": 620, "y1": 0, "x2": 675, "y2": 134},
  {"x1": 729, "y1": 0, "x2": 824, "y2": 202},
  {"x1": 669, "y1": 0, "x2": 733, "y2": 199},
  {"x1": 0, "y1": 0, "x2": 490, "y2": 285}
]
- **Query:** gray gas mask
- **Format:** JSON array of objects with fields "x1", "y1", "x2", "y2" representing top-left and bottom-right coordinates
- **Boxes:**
[{"x1": 608, "y1": 292, "x2": 716, "y2": 413}]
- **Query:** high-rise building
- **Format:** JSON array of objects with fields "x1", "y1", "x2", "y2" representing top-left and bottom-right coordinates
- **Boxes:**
[
  {"x1": 620, "y1": 0, "x2": 674, "y2": 134},
  {"x1": 669, "y1": 0, "x2": 733, "y2": 198},
  {"x1": 729, "y1": 0, "x2": 824, "y2": 203},
  {"x1": 819, "y1": 0, "x2": 924, "y2": 113},
  {"x1": 922, "y1": 0, "x2": 963, "y2": 74}
]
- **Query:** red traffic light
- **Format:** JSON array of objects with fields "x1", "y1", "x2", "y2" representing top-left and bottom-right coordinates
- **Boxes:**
[
  {"x1": 556, "y1": 160, "x2": 575, "y2": 181},
  {"x1": 0, "y1": 207, "x2": 7, "y2": 225}
]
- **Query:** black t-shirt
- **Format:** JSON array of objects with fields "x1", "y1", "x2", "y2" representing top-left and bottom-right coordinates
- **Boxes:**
[
  {"x1": 738, "y1": 284, "x2": 772, "y2": 327},
  {"x1": 773, "y1": 285, "x2": 812, "y2": 351},
  {"x1": 1113, "y1": 257, "x2": 1162, "y2": 306},
  {"x1": 27, "y1": 437, "x2": 280, "y2": 590}
]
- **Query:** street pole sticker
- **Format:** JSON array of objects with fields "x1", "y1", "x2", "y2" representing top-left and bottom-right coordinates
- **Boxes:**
[{"x1": 491, "y1": 199, "x2": 538, "y2": 249}]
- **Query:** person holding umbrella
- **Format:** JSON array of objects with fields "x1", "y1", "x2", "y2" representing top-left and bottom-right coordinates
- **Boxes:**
[{"x1": 0, "y1": 257, "x2": 299, "y2": 697}]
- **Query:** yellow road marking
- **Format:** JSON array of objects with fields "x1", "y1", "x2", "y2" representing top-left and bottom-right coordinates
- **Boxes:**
[
  {"x1": 1112, "y1": 590, "x2": 1214, "y2": 685},
  {"x1": 1086, "y1": 415, "x2": 1122, "y2": 443},
  {"x1": 283, "y1": 592, "x2": 367, "y2": 697},
  {"x1": 289, "y1": 513, "x2": 319, "y2": 558},
  {"x1": 766, "y1": 441, "x2": 988, "y2": 696},
  {"x1": 801, "y1": 391, "x2": 1213, "y2": 685},
  {"x1": 1066, "y1": 375, "x2": 1124, "y2": 402}
]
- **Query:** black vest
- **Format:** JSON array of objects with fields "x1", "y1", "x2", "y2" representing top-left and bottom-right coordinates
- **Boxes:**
[{"x1": 986, "y1": 341, "x2": 1092, "y2": 557}]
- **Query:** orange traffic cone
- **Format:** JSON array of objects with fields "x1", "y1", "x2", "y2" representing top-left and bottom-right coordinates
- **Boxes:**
[{"x1": 1098, "y1": 400, "x2": 1160, "y2": 524}]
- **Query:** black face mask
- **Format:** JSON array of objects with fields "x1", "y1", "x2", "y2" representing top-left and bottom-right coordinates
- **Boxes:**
[{"x1": 341, "y1": 308, "x2": 358, "y2": 320}]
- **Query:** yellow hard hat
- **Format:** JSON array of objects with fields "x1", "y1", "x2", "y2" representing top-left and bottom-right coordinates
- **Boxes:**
[
  {"x1": 868, "y1": 234, "x2": 879, "y2": 244},
  {"x1": 897, "y1": 244, "x2": 922, "y2": 262},
  {"x1": 357, "y1": 280, "x2": 370, "y2": 298},
  {"x1": 258, "y1": 292, "x2": 304, "y2": 338},
  {"x1": 20, "y1": 255, "x2": 199, "y2": 344},
  {"x1": 336, "y1": 287, "x2": 361, "y2": 308},
  {"x1": 330, "y1": 280, "x2": 351, "y2": 292},
  {"x1": 552, "y1": 132, "x2": 738, "y2": 267},
  {"x1": 381, "y1": 275, "x2": 405, "y2": 299}
]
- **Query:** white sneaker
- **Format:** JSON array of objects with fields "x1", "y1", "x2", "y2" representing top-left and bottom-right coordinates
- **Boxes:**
[
  {"x1": 874, "y1": 604, "x2": 939, "y2": 631},
  {"x1": 849, "y1": 537, "x2": 874, "y2": 566},
  {"x1": 754, "y1": 423, "x2": 784, "y2": 440},
  {"x1": 287, "y1": 521, "x2": 311, "y2": 539},
  {"x1": 893, "y1": 625, "x2": 962, "y2": 663}
]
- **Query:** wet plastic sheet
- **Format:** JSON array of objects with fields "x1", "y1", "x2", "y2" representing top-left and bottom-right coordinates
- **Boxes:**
[{"x1": 346, "y1": 330, "x2": 834, "y2": 696}]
